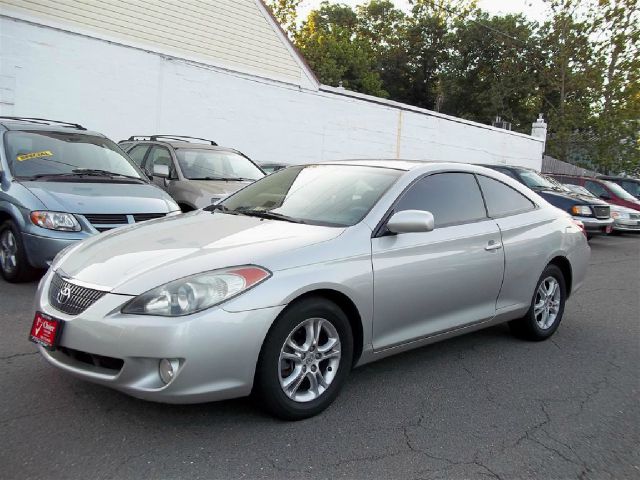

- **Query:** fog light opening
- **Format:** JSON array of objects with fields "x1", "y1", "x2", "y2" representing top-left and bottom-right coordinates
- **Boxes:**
[{"x1": 159, "y1": 358, "x2": 180, "y2": 385}]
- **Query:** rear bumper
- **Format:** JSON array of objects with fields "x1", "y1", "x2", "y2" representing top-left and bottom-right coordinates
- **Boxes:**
[{"x1": 575, "y1": 216, "x2": 614, "y2": 234}]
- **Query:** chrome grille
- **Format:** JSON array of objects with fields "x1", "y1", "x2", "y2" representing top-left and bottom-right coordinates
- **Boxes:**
[
  {"x1": 82, "y1": 213, "x2": 167, "y2": 232},
  {"x1": 133, "y1": 213, "x2": 166, "y2": 222},
  {"x1": 48, "y1": 273, "x2": 107, "y2": 316},
  {"x1": 592, "y1": 205, "x2": 610, "y2": 219},
  {"x1": 83, "y1": 214, "x2": 128, "y2": 224}
]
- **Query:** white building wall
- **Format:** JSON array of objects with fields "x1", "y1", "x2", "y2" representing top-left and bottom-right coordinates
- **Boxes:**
[
  {"x1": 0, "y1": 0, "x2": 316, "y2": 87},
  {"x1": 0, "y1": 18, "x2": 544, "y2": 169}
]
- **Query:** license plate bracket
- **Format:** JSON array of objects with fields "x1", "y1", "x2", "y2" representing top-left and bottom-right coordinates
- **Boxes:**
[{"x1": 29, "y1": 312, "x2": 64, "y2": 350}]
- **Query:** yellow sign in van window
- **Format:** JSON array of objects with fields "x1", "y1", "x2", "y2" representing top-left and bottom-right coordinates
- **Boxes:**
[{"x1": 16, "y1": 150, "x2": 53, "y2": 162}]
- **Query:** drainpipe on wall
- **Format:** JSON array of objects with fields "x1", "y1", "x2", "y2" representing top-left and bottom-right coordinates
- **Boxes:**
[
  {"x1": 531, "y1": 113, "x2": 548, "y2": 155},
  {"x1": 396, "y1": 110, "x2": 403, "y2": 159}
]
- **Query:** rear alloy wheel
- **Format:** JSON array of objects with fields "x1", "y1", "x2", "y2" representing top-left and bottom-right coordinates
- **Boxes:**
[
  {"x1": 509, "y1": 264, "x2": 566, "y2": 341},
  {"x1": 0, "y1": 220, "x2": 37, "y2": 283},
  {"x1": 255, "y1": 297, "x2": 353, "y2": 420}
]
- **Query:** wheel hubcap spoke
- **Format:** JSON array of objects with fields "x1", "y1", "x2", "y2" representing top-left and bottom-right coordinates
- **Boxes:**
[
  {"x1": 0, "y1": 231, "x2": 17, "y2": 271},
  {"x1": 278, "y1": 317, "x2": 342, "y2": 403},
  {"x1": 534, "y1": 276, "x2": 561, "y2": 330}
]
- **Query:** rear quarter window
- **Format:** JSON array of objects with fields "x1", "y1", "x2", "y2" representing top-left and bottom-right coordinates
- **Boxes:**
[{"x1": 477, "y1": 175, "x2": 536, "y2": 217}]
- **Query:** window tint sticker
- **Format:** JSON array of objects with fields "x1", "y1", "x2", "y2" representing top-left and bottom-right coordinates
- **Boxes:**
[{"x1": 16, "y1": 150, "x2": 53, "y2": 162}]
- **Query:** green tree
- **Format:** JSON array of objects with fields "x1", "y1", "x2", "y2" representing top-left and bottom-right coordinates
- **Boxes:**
[
  {"x1": 589, "y1": 0, "x2": 640, "y2": 173},
  {"x1": 265, "y1": 0, "x2": 303, "y2": 37},
  {"x1": 356, "y1": 1, "x2": 412, "y2": 102},
  {"x1": 440, "y1": 12, "x2": 541, "y2": 131},
  {"x1": 537, "y1": 0, "x2": 602, "y2": 163},
  {"x1": 295, "y1": 2, "x2": 387, "y2": 96}
]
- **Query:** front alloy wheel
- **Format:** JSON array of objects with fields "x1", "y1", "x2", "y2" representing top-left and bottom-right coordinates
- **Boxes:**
[
  {"x1": 255, "y1": 297, "x2": 353, "y2": 420},
  {"x1": 0, "y1": 228, "x2": 18, "y2": 275},
  {"x1": 0, "y1": 220, "x2": 36, "y2": 282},
  {"x1": 278, "y1": 318, "x2": 342, "y2": 402}
]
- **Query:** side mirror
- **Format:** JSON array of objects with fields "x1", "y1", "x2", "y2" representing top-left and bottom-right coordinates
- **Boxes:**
[
  {"x1": 387, "y1": 210, "x2": 435, "y2": 234},
  {"x1": 599, "y1": 193, "x2": 611, "y2": 200},
  {"x1": 153, "y1": 164, "x2": 170, "y2": 178}
]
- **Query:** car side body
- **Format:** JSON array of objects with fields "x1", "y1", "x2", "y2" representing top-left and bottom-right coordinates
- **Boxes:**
[
  {"x1": 32, "y1": 161, "x2": 590, "y2": 414},
  {"x1": 121, "y1": 136, "x2": 265, "y2": 211}
]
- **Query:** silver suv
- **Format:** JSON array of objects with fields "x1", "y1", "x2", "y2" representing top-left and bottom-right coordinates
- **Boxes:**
[
  {"x1": 0, "y1": 117, "x2": 180, "y2": 282},
  {"x1": 120, "y1": 136, "x2": 265, "y2": 211}
]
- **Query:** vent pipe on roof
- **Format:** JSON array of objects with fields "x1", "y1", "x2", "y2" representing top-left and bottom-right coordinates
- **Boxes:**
[{"x1": 531, "y1": 113, "x2": 548, "y2": 154}]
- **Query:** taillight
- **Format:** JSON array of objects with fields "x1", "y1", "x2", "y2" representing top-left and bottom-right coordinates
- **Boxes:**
[{"x1": 572, "y1": 219, "x2": 587, "y2": 237}]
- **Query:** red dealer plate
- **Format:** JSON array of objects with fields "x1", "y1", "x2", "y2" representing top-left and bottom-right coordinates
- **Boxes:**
[
  {"x1": 29, "y1": 312, "x2": 64, "y2": 350},
  {"x1": 606, "y1": 225, "x2": 613, "y2": 234}
]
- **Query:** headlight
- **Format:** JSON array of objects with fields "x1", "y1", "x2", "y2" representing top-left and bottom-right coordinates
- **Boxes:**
[
  {"x1": 570, "y1": 205, "x2": 592, "y2": 216},
  {"x1": 122, "y1": 266, "x2": 271, "y2": 316},
  {"x1": 616, "y1": 212, "x2": 630, "y2": 219},
  {"x1": 30, "y1": 211, "x2": 81, "y2": 231}
]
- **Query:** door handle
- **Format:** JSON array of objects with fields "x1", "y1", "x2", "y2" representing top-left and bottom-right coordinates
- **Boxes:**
[{"x1": 485, "y1": 240, "x2": 503, "y2": 251}]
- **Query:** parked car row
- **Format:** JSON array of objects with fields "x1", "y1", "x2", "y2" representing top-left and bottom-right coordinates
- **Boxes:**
[
  {"x1": 0, "y1": 118, "x2": 294, "y2": 282},
  {"x1": 481, "y1": 164, "x2": 640, "y2": 238}
]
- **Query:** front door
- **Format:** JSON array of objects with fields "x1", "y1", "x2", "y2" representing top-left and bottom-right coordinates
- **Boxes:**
[{"x1": 371, "y1": 172, "x2": 504, "y2": 350}]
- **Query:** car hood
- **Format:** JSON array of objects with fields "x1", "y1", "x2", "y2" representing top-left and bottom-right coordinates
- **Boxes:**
[
  {"x1": 536, "y1": 189, "x2": 608, "y2": 205},
  {"x1": 22, "y1": 181, "x2": 177, "y2": 213},
  {"x1": 57, "y1": 211, "x2": 345, "y2": 294}
]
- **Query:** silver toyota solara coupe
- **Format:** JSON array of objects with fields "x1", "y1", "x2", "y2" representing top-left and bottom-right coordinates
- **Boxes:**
[{"x1": 30, "y1": 161, "x2": 590, "y2": 419}]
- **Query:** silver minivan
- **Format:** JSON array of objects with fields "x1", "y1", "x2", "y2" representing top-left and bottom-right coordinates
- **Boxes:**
[
  {"x1": 120, "y1": 136, "x2": 265, "y2": 211},
  {"x1": 0, "y1": 117, "x2": 180, "y2": 282}
]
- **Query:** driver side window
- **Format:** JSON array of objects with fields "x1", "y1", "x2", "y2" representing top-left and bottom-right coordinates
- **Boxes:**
[
  {"x1": 145, "y1": 146, "x2": 175, "y2": 178},
  {"x1": 395, "y1": 173, "x2": 487, "y2": 228}
]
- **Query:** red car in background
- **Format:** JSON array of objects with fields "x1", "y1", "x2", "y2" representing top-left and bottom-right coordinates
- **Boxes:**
[{"x1": 549, "y1": 175, "x2": 640, "y2": 212}]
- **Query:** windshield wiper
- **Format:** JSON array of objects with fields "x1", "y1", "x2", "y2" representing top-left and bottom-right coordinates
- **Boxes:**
[
  {"x1": 191, "y1": 176, "x2": 253, "y2": 181},
  {"x1": 18, "y1": 173, "x2": 74, "y2": 180},
  {"x1": 233, "y1": 208, "x2": 306, "y2": 224},
  {"x1": 71, "y1": 169, "x2": 144, "y2": 181}
]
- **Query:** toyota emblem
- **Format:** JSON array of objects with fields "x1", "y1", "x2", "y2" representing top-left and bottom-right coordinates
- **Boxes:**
[{"x1": 57, "y1": 285, "x2": 72, "y2": 305}]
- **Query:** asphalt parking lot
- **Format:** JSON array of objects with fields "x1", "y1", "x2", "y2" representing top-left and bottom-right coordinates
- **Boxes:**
[{"x1": 1, "y1": 235, "x2": 638, "y2": 480}]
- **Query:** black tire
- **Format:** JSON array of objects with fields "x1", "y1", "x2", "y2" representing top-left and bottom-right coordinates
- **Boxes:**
[
  {"x1": 254, "y1": 296, "x2": 353, "y2": 420},
  {"x1": 509, "y1": 264, "x2": 566, "y2": 341},
  {"x1": 0, "y1": 220, "x2": 37, "y2": 283}
]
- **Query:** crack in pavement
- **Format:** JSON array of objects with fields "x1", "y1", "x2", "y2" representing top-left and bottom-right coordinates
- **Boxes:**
[{"x1": 0, "y1": 351, "x2": 38, "y2": 361}]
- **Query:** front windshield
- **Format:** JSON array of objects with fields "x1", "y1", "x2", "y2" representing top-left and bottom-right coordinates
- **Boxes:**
[
  {"x1": 219, "y1": 164, "x2": 402, "y2": 227},
  {"x1": 5, "y1": 131, "x2": 143, "y2": 179},
  {"x1": 544, "y1": 176, "x2": 571, "y2": 192},
  {"x1": 621, "y1": 180, "x2": 640, "y2": 197},
  {"x1": 175, "y1": 149, "x2": 264, "y2": 181},
  {"x1": 565, "y1": 184, "x2": 595, "y2": 197},
  {"x1": 518, "y1": 170, "x2": 556, "y2": 189},
  {"x1": 602, "y1": 180, "x2": 639, "y2": 201}
]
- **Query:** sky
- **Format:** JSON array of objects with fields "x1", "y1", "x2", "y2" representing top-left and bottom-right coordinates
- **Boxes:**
[{"x1": 299, "y1": 0, "x2": 549, "y2": 22}]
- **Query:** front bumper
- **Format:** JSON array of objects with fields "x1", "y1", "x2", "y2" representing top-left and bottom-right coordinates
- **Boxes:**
[
  {"x1": 575, "y1": 216, "x2": 614, "y2": 235},
  {"x1": 22, "y1": 232, "x2": 85, "y2": 269},
  {"x1": 35, "y1": 269, "x2": 285, "y2": 403},
  {"x1": 613, "y1": 218, "x2": 640, "y2": 232}
]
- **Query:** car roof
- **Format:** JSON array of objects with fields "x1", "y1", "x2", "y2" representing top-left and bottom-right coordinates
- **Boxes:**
[
  {"x1": 598, "y1": 175, "x2": 639, "y2": 181},
  {"x1": 0, "y1": 119, "x2": 103, "y2": 136},
  {"x1": 323, "y1": 159, "x2": 523, "y2": 173},
  {"x1": 126, "y1": 139, "x2": 239, "y2": 152}
]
